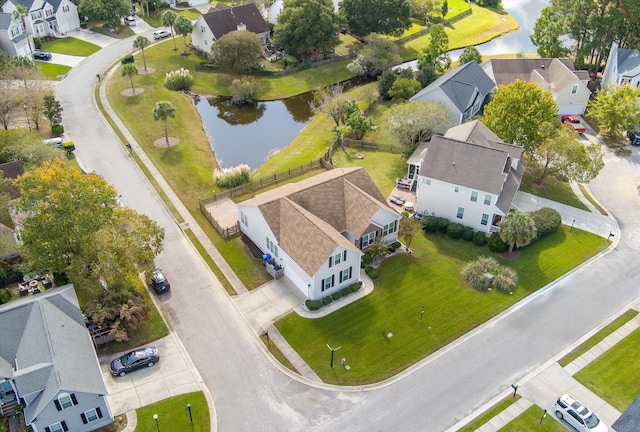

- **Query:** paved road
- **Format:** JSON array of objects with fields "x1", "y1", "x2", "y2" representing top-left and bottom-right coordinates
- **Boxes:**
[{"x1": 57, "y1": 29, "x2": 640, "y2": 432}]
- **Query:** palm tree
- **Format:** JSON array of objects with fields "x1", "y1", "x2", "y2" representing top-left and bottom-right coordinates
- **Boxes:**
[
  {"x1": 499, "y1": 210, "x2": 537, "y2": 253},
  {"x1": 121, "y1": 64, "x2": 138, "y2": 94},
  {"x1": 152, "y1": 101, "x2": 176, "y2": 148},
  {"x1": 140, "y1": 0, "x2": 150, "y2": 18},
  {"x1": 13, "y1": 5, "x2": 32, "y2": 55},
  {"x1": 161, "y1": 9, "x2": 178, "y2": 51},
  {"x1": 173, "y1": 15, "x2": 193, "y2": 56},
  {"x1": 132, "y1": 36, "x2": 151, "y2": 72}
]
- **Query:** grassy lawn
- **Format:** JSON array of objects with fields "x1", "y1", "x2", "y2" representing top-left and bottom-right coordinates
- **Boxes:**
[
  {"x1": 458, "y1": 395, "x2": 520, "y2": 432},
  {"x1": 578, "y1": 184, "x2": 608, "y2": 216},
  {"x1": 41, "y1": 37, "x2": 100, "y2": 56},
  {"x1": 334, "y1": 33, "x2": 362, "y2": 56},
  {"x1": 141, "y1": 8, "x2": 202, "y2": 28},
  {"x1": 277, "y1": 226, "x2": 607, "y2": 385},
  {"x1": 332, "y1": 146, "x2": 407, "y2": 196},
  {"x1": 574, "y1": 326, "x2": 640, "y2": 411},
  {"x1": 520, "y1": 170, "x2": 590, "y2": 211},
  {"x1": 135, "y1": 392, "x2": 209, "y2": 432},
  {"x1": 500, "y1": 405, "x2": 567, "y2": 432},
  {"x1": 89, "y1": 22, "x2": 135, "y2": 39},
  {"x1": 559, "y1": 310, "x2": 638, "y2": 367},
  {"x1": 36, "y1": 62, "x2": 72, "y2": 79}
]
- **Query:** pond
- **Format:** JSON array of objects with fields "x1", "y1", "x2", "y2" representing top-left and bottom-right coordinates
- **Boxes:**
[{"x1": 196, "y1": 93, "x2": 315, "y2": 171}]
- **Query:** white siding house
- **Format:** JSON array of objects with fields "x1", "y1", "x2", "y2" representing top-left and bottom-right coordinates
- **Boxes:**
[
  {"x1": 238, "y1": 168, "x2": 400, "y2": 300},
  {"x1": 0, "y1": 12, "x2": 31, "y2": 56},
  {"x1": 601, "y1": 42, "x2": 640, "y2": 92},
  {"x1": 1, "y1": 0, "x2": 80, "y2": 38}
]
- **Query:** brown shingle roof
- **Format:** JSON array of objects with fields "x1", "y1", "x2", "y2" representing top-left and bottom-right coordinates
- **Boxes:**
[
  {"x1": 202, "y1": 3, "x2": 270, "y2": 40},
  {"x1": 487, "y1": 58, "x2": 578, "y2": 87}
]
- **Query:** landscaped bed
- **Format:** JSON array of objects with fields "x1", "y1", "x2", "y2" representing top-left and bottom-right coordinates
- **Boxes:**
[{"x1": 276, "y1": 227, "x2": 607, "y2": 385}]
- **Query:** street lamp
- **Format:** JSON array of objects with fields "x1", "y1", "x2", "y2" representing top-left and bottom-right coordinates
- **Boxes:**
[
  {"x1": 153, "y1": 414, "x2": 159, "y2": 432},
  {"x1": 263, "y1": 330, "x2": 270, "y2": 348},
  {"x1": 608, "y1": 232, "x2": 615, "y2": 241},
  {"x1": 420, "y1": 305, "x2": 425, "y2": 321},
  {"x1": 23, "y1": 105, "x2": 31, "y2": 131},
  {"x1": 187, "y1": 404, "x2": 193, "y2": 423},
  {"x1": 327, "y1": 344, "x2": 341, "y2": 368}
]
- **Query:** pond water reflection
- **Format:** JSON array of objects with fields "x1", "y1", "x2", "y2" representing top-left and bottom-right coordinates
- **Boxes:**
[{"x1": 196, "y1": 93, "x2": 314, "y2": 171}]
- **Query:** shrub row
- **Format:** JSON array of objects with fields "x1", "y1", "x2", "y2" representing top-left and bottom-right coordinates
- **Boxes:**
[
  {"x1": 304, "y1": 281, "x2": 363, "y2": 311},
  {"x1": 365, "y1": 266, "x2": 378, "y2": 279},
  {"x1": 421, "y1": 216, "x2": 486, "y2": 246},
  {"x1": 387, "y1": 241, "x2": 402, "y2": 252},
  {"x1": 121, "y1": 55, "x2": 134, "y2": 65}
]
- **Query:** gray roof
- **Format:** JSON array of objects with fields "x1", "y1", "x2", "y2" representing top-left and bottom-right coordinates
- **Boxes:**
[
  {"x1": 0, "y1": 13, "x2": 13, "y2": 29},
  {"x1": 615, "y1": 47, "x2": 640, "y2": 77},
  {"x1": 484, "y1": 58, "x2": 580, "y2": 87},
  {"x1": 612, "y1": 395, "x2": 640, "y2": 432},
  {"x1": 445, "y1": 120, "x2": 523, "y2": 160},
  {"x1": 411, "y1": 61, "x2": 496, "y2": 112},
  {"x1": 495, "y1": 158, "x2": 526, "y2": 214},
  {"x1": 7, "y1": 0, "x2": 36, "y2": 10},
  {"x1": 0, "y1": 285, "x2": 107, "y2": 424}
]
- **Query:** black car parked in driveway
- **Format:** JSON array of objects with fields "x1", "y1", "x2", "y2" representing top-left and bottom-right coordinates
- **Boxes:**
[
  {"x1": 109, "y1": 346, "x2": 159, "y2": 376},
  {"x1": 150, "y1": 268, "x2": 170, "y2": 294},
  {"x1": 33, "y1": 51, "x2": 52, "y2": 60}
]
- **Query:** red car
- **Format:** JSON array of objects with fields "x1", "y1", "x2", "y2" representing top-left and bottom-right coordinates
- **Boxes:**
[{"x1": 561, "y1": 115, "x2": 586, "y2": 133}]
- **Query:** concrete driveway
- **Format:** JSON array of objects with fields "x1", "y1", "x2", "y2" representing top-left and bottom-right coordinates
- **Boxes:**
[{"x1": 100, "y1": 335, "x2": 201, "y2": 415}]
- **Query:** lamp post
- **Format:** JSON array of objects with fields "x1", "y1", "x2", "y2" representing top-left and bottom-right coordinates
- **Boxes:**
[
  {"x1": 23, "y1": 105, "x2": 31, "y2": 131},
  {"x1": 263, "y1": 330, "x2": 270, "y2": 348},
  {"x1": 153, "y1": 414, "x2": 159, "y2": 432},
  {"x1": 327, "y1": 344, "x2": 341, "y2": 368},
  {"x1": 420, "y1": 305, "x2": 425, "y2": 321},
  {"x1": 608, "y1": 232, "x2": 615, "y2": 241},
  {"x1": 187, "y1": 404, "x2": 193, "y2": 423}
]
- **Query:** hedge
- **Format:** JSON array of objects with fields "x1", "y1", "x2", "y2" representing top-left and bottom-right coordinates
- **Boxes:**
[
  {"x1": 362, "y1": 253, "x2": 373, "y2": 264},
  {"x1": 388, "y1": 241, "x2": 402, "y2": 252},
  {"x1": 350, "y1": 281, "x2": 362, "y2": 292},
  {"x1": 530, "y1": 207, "x2": 562, "y2": 238},
  {"x1": 488, "y1": 232, "x2": 508, "y2": 252},
  {"x1": 121, "y1": 55, "x2": 134, "y2": 64},
  {"x1": 473, "y1": 230, "x2": 486, "y2": 246},
  {"x1": 421, "y1": 215, "x2": 438, "y2": 233},
  {"x1": 462, "y1": 226, "x2": 475, "y2": 241},
  {"x1": 321, "y1": 296, "x2": 333, "y2": 306},
  {"x1": 340, "y1": 286, "x2": 352, "y2": 297},
  {"x1": 305, "y1": 299, "x2": 323, "y2": 310},
  {"x1": 365, "y1": 266, "x2": 378, "y2": 279},
  {"x1": 447, "y1": 222, "x2": 465, "y2": 239},
  {"x1": 436, "y1": 217, "x2": 450, "y2": 233},
  {"x1": 332, "y1": 291, "x2": 343, "y2": 301}
]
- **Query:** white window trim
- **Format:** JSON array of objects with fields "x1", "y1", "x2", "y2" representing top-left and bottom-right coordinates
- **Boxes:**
[{"x1": 84, "y1": 408, "x2": 99, "y2": 422}]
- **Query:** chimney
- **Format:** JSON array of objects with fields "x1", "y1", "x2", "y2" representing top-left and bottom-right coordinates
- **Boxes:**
[{"x1": 237, "y1": 22, "x2": 246, "y2": 31}]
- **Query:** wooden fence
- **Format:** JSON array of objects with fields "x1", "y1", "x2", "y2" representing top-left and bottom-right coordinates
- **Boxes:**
[
  {"x1": 341, "y1": 138, "x2": 406, "y2": 154},
  {"x1": 397, "y1": 7, "x2": 473, "y2": 44}
]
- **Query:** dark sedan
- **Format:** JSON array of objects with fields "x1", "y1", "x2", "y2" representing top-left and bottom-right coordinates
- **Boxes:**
[
  {"x1": 150, "y1": 268, "x2": 170, "y2": 294},
  {"x1": 109, "y1": 346, "x2": 159, "y2": 376},
  {"x1": 33, "y1": 51, "x2": 52, "y2": 61}
]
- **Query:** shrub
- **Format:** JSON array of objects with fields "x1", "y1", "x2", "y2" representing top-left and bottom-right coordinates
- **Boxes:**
[
  {"x1": 362, "y1": 253, "x2": 373, "y2": 264},
  {"x1": 493, "y1": 267, "x2": 518, "y2": 293},
  {"x1": 33, "y1": 37, "x2": 42, "y2": 50},
  {"x1": 462, "y1": 227, "x2": 474, "y2": 241},
  {"x1": 447, "y1": 222, "x2": 465, "y2": 239},
  {"x1": 332, "y1": 291, "x2": 343, "y2": 300},
  {"x1": 488, "y1": 232, "x2": 508, "y2": 252},
  {"x1": 121, "y1": 55, "x2": 134, "y2": 64},
  {"x1": 401, "y1": 211, "x2": 410, "y2": 218},
  {"x1": 530, "y1": 207, "x2": 562, "y2": 238},
  {"x1": 421, "y1": 215, "x2": 438, "y2": 233},
  {"x1": 365, "y1": 266, "x2": 378, "y2": 279},
  {"x1": 0, "y1": 289, "x2": 10, "y2": 305},
  {"x1": 473, "y1": 231, "x2": 487, "y2": 246},
  {"x1": 51, "y1": 124, "x2": 64, "y2": 136},
  {"x1": 378, "y1": 69, "x2": 397, "y2": 100},
  {"x1": 388, "y1": 241, "x2": 402, "y2": 251},
  {"x1": 283, "y1": 55, "x2": 298, "y2": 68},
  {"x1": 305, "y1": 299, "x2": 323, "y2": 310},
  {"x1": 214, "y1": 164, "x2": 250, "y2": 188},
  {"x1": 163, "y1": 68, "x2": 194, "y2": 91},
  {"x1": 62, "y1": 141, "x2": 75, "y2": 152},
  {"x1": 80, "y1": 22, "x2": 87, "y2": 29},
  {"x1": 436, "y1": 217, "x2": 450, "y2": 233},
  {"x1": 229, "y1": 76, "x2": 258, "y2": 104},
  {"x1": 462, "y1": 259, "x2": 492, "y2": 291},
  {"x1": 350, "y1": 281, "x2": 362, "y2": 292},
  {"x1": 462, "y1": 256, "x2": 518, "y2": 293},
  {"x1": 321, "y1": 296, "x2": 333, "y2": 306},
  {"x1": 340, "y1": 286, "x2": 352, "y2": 297}
]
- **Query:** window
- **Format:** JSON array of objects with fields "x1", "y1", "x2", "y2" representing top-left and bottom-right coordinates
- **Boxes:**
[
  {"x1": 54, "y1": 393, "x2": 77, "y2": 411},
  {"x1": 62, "y1": 5, "x2": 69, "y2": 12},
  {"x1": 484, "y1": 194, "x2": 492, "y2": 205},
  {"x1": 339, "y1": 267, "x2": 352, "y2": 283},
  {"x1": 81, "y1": 407, "x2": 103, "y2": 424},
  {"x1": 470, "y1": 191, "x2": 478, "y2": 202},
  {"x1": 10, "y1": 27, "x2": 20, "y2": 38},
  {"x1": 456, "y1": 207, "x2": 464, "y2": 219},
  {"x1": 571, "y1": 83, "x2": 578, "y2": 94},
  {"x1": 422, "y1": 178, "x2": 431, "y2": 185},
  {"x1": 361, "y1": 231, "x2": 376, "y2": 248},
  {"x1": 382, "y1": 220, "x2": 398, "y2": 236},
  {"x1": 45, "y1": 9, "x2": 53, "y2": 17},
  {"x1": 481, "y1": 213, "x2": 489, "y2": 226},
  {"x1": 322, "y1": 275, "x2": 334, "y2": 291},
  {"x1": 454, "y1": 186, "x2": 459, "y2": 193},
  {"x1": 200, "y1": 25, "x2": 206, "y2": 32},
  {"x1": 240, "y1": 212, "x2": 247, "y2": 226},
  {"x1": 266, "y1": 237, "x2": 278, "y2": 258},
  {"x1": 329, "y1": 252, "x2": 342, "y2": 267},
  {"x1": 45, "y1": 422, "x2": 68, "y2": 432}
]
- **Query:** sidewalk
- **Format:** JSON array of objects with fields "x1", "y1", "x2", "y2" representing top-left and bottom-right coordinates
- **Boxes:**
[{"x1": 449, "y1": 305, "x2": 640, "y2": 431}]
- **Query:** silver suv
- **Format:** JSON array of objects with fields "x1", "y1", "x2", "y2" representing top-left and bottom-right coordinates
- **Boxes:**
[{"x1": 553, "y1": 394, "x2": 607, "y2": 432}]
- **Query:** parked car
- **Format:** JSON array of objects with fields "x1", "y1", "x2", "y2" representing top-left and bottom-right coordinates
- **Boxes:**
[
  {"x1": 153, "y1": 29, "x2": 171, "y2": 40},
  {"x1": 561, "y1": 115, "x2": 587, "y2": 134},
  {"x1": 553, "y1": 394, "x2": 608, "y2": 432},
  {"x1": 33, "y1": 51, "x2": 52, "y2": 61},
  {"x1": 150, "y1": 268, "x2": 170, "y2": 294},
  {"x1": 109, "y1": 346, "x2": 159, "y2": 376},
  {"x1": 124, "y1": 16, "x2": 136, "y2": 26},
  {"x1": 627, "y1": 130, "x2": 640, "y2": 146}
]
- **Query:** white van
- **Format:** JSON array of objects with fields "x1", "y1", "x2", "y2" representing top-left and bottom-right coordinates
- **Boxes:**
[
  {"x1": 125, "y1": 16, "x2": 136, "y2": 26},
  {"x1": 43, "y1": 137, "x2": 63, "y2": 148}
]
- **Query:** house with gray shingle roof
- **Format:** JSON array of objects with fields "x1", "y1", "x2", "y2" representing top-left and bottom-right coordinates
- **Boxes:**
[
  {"x1": 612, "y1": 395, "x2": 640, "y2": 432},
  {"x1": 191, "y1": 3, "x2": 270, "y2": 54},
  {"x1": 1, "y1": 0, "x2": 80, "y2": 42},
  {"x1": 238, "y1": 168, "x2": 400, "y2": 300},
  {"x1": 410, "y1": 60, "x2": 496, "y2": 126},
  {"x1": 0, "y1": 285, "x2": 113, "y2": 432},
  {"x1": 0, "y1": 12, "x2": 31, "y2": 57},
  {"x1": 601, "y1": 42, "x2": 640, "y2": 94},
  {"x1": 482, "y1": 57, "x2": 591, "y2": 115},
  {"x1": 415, "y1": 120, "x2": 526, "y2": 233}
]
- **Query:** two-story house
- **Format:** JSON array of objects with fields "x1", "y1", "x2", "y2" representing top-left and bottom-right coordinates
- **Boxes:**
[
  {"x1": 0, "y1": 285, "x2": 113, "y2": 432},
  {"x1": 238, "y1": 168, "x2": 401, "y2": 300},
  {"x1": 1, "y1": 0, "x2": 80, "y2": 40},
  {"x1": 415, "y1": 120, "x2": 526, "y2": 234},
  {"x1": 0, "y1": 13, "x2": 31, "y2": 56},
  {"x1": 601, "y1": 42, "x2": 640, "y2": 92},
  {"x1": 482, "y1": 58, "x2": 591, "y2": 115},
  {"x1": 410, "y1": 60, "x2": 496, "y2": 126}
]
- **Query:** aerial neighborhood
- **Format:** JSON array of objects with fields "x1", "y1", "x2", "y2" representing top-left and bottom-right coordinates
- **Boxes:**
[{"x1": 0, "y1": 0, "x2": 640, "y2": 431}]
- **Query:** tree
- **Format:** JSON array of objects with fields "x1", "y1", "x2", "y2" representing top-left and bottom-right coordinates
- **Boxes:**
[
  {"x1": 341, "y1": 0, "x2": 411, "y2": 37},
  {"x1": 0, "y1": 129, "x2": 60, "y2": 167},
  {"x1": 0, "y1": 71, "x2": 17, "y2": 130},
  {"x1": 531, "y1": 124, "x2": 604, "y2": 185},
  {"x1": 229, "y1": 76, "x2": 258, "y2": 104},
  {"x1": 366, "y1": 239, "x2": 389, "y2": 261},
  {"x1": 153, "y1": 101, "x2": 176, "y2": 148},
  {"x1": 418, "y1": 24, "x2": 450, "y2": 73},
  {"x1": 161, "y1": 9, "x2": 178, "y2": 51},
  {"x1": 410, "y1": 0, "x2": 444, "y2": 23},
  {"x1": 43, "y1": 94, "x2": 63, "y2": 130},
  {"x1": 347, "y1": 34, "x2": 401, "y2": 78},
  {"x1": 209, "y1": 31, "x2": 263, "y2": 72},
  {"x1": 13, "y1": 5, "x2": 32, "y2": 55},
  {"x1": 133, "y1": 36, "x2": 151, "y2": 72},
  {"x1": 441, "y1": 0, "x2": 448, "y2": 17},
  {"x1": 388, "y1": 78, "x2": 421, "y2": 102},
  {"x1": 483, "y1": 80, "x2": 559, "y2": 155},
  {"x1": 587, "y1": 84, "x2": 640, "y2": 136},
  {"x1": 386, "y1": 100, "x2": 452, "y2": 147},
  {"x1": 121, "y1": 63, "x2": 139, "y2": 94},
  {"x1": 415, "y1": 64, "x2": 437, "y2": 87},
  {"x1": 272, "y1": 0, "x2": 339, "y2": 57},
  {"x1": 378, "y1": 68, "x2": 413, "y2": 99},
  {"x1": 499, "y1": 210, "x2": 537, "y2": 253},
  {"x1": 345, "y1": 107, "x2": 374, "y2": 140},
  {"x1": 78, "y1": 0, "x2": 130, "y2": 32},
  {"x1": 174, "y1": 15, "x2": 193, "y2": 56},
  {"x1": 458, "y1": 46, "x2": 482, "y2": 65},
  {"x1": 85, "y1": 286, "x2": 151, "y2": 342},
  {"x1": 529, "y1": 6, "x2": 570, "y2": 58},
  {"x1": 399, "y1": 217, "x2": 420, "y2": 249},
  {"x1": 139, "y1": 0, "x2": 149, "y2": 18}
]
